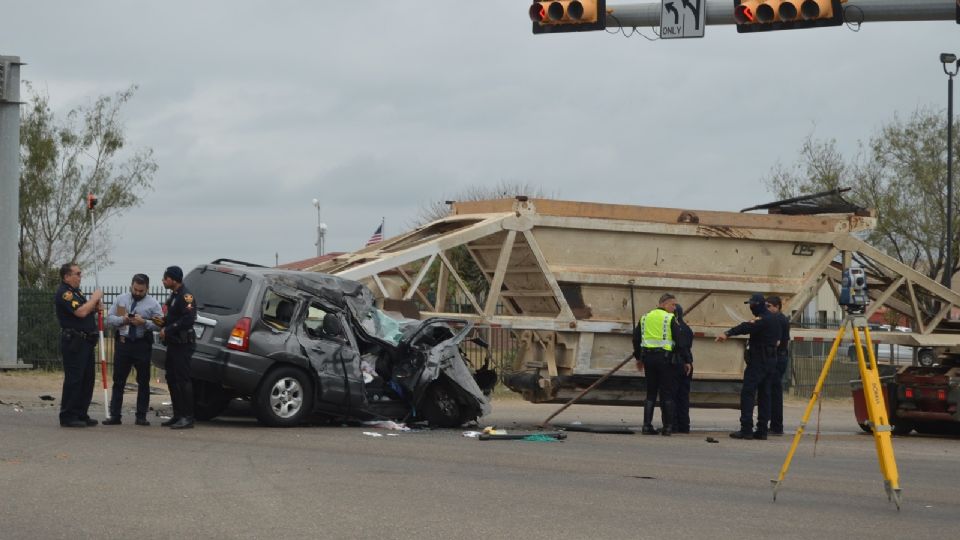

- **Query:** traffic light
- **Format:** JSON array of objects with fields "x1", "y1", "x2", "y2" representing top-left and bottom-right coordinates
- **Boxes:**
[
  {"x1": 734, "y1": 0, "x2": 843, "y2": 33},
  {"x1": 529, "y1": 0, "x2": 606, "y2": 35}
]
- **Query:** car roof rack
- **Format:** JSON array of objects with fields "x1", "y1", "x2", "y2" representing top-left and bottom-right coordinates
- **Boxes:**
[{"x1": 208, "y1": 258, "x2": 267, "y2": 268}]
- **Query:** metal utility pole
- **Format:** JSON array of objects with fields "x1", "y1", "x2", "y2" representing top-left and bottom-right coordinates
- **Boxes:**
[
  {"x1": 0, "y1": 55, "x2": 23, "y2": 368},
  {"x1": 312, "y1": 198, "x2": 327, "y2": 257},
  {"x1": 605, "y1": 0, "x2": 955, "y2": 28},
  {"x1": 942, "y1": 53, "x2": 959, "y2": 291}
]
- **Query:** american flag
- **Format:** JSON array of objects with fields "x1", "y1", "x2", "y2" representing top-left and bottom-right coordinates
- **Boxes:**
[{"x1": 365, "y1": 222, "x2": 384, "y2": 246}]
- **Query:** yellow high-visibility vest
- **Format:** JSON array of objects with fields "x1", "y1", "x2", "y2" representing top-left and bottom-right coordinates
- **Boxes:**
[{"x1": 640, "y1": 308, "x2": 674, "y2": 351}]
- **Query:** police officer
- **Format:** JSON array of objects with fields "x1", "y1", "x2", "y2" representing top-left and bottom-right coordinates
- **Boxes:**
[
  {"x1": 103, "y1": 273, "x2": 164, "y2": 426},
  {"x1": 54, "y1": 263, "x2": 104, "y2": 428},
  {"x1": 633, "y1": 293, "x2": 689, "y2": 436},
  {"x1": 716, "y1": 293, "x2": 780, "y2": 440},
  {"x1": 158, "y1": 266, "x2": 197, "y2": 430},
  {"x1": 764, "y1": 296, "x2": 790, "y2": 435},
  {"x1": 672, "y1": 304, "x2": 695, "y2": 434}
]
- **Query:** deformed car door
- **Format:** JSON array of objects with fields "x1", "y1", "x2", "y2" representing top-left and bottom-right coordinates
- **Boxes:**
[
  {"x1": 406, "y1": 319, "x2": 491, "y2": 418},
  {"x1": 296, "y1": 303, "x2": 365, "y2": 409}
]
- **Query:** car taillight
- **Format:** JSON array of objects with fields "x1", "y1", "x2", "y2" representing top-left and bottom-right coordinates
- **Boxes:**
[
  {"x1": 937, "y1": 389, "x2": 947, "y2": 401},
  {"x1": 227, "y1": 317, "x2": 251, "y2": 351},
  {"x1": 904, "y1": 388, "x2": 914, "y2": 399}
]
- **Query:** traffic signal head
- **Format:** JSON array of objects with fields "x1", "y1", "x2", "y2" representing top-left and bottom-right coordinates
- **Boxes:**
[
  {"x1": 530, "y1": 0, "x2": 606, "y2": 34},
  {"x1": 734, "y1": 0, "x2": 843, "y2": 33}
]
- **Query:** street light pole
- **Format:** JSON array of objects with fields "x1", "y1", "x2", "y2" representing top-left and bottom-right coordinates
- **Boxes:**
[
  {"x1": 312, "y1": 198, "x2": 326, "y2": 257},
  {"x1": 941, "y1": 53, "x2": 959, "y2": 291}
]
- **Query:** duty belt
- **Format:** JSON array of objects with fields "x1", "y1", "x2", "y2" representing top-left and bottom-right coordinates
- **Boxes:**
[{"x1": 62, "y1": 328, "x2": 99, "y2": 342}]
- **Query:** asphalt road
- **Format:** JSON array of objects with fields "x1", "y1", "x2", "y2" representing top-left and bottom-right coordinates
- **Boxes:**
[{"x1": 1, "y1": 394, "x2": 958, "y2": 540}]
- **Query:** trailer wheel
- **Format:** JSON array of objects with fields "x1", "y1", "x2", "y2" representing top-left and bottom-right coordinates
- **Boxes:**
[{"x1": 891, "y1": 421, "x2": 913, "y2": 436}]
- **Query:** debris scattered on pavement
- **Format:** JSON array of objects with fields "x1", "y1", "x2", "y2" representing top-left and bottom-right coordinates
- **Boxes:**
[
  {"x1": 39, "y1": 395, "x2": 55, "y2": 401},
  {"x1": 462, "y1": 431, "x2": 483, "y2": 438},
  {"x1": 362, "y1": 432, "x2": 384, "y2": 437},
  {"x1": 706, "y1": 437, "x2": 719, "y2": 443},
  {"x1": 362, "y1": 420, "x2": 410, "y2": 431},
  {"x1": 554, "y1": 423, "x2": 635, "y2": 434},
  {"x1": 479, "y1": 431, "x2": 567, "y2": 441}
]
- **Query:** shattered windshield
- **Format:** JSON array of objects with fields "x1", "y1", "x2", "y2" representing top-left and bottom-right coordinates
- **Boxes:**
[{"x1": 360, "y1": 307, "x2": 419, "y2": 345}]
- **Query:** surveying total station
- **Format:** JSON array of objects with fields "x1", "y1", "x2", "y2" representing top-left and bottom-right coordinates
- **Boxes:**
[{"x1": 771, "y1": 266, "x2": 903, "y2": 510}]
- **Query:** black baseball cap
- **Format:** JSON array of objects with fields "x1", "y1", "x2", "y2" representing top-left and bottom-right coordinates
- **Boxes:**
[{"x1": 744, "y1": 293, "x2": 765, "y2": 305}]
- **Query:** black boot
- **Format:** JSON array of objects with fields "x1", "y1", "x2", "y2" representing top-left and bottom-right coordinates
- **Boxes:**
[
  {"x1": 161, "y1": 383, "x2": 181, "y2": 427},
  {"x1": 170, "y1": 380, "x2": 196, "y2": 430},
  {"x1": 660, "y1": 400, "x2": 674, "y2": 436},
  {"x1": 641, "y1": 400, "x2": 657, "y2": 435}
]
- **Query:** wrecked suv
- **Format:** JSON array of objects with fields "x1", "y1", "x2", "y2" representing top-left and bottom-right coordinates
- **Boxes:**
[{"x1": 151, "y1": 260, "x2": 494, "y2": 427}]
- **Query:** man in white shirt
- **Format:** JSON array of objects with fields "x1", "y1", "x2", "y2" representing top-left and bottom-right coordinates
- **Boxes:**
[{"x1": 103, "y1": 274, "x2": 164, "y2": 426}]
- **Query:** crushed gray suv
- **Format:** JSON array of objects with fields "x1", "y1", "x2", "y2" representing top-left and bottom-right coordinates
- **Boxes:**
[{"x1": 151, "y1": 260, "x2": 495, "y2": 427}]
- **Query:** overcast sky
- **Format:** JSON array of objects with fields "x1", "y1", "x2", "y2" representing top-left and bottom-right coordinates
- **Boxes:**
[{"x1": 3, "y1": 1, "x2": 958, "y2": 286}]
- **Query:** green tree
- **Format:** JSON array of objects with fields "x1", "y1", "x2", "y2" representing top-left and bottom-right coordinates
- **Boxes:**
[
  {"x1": 765, "y1": 108, "x2": 960, "y2": 281},
  {"x1": 18, "y1": 85, "x2": 157, "y2": 288}
]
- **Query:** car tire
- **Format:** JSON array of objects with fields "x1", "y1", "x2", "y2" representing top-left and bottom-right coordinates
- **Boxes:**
[
  {"x1": 254, "y1": 366, "x2": 314, "y2": 427},
  {"x1": 193, "y1": 379, "x2": 232, "y2": 421},
  {"x1": 917, "y1": 348, "x2": 936, "y2": 367},
  {"x1": 420, "y1": 383, "x2": 462, "y2": 428}
]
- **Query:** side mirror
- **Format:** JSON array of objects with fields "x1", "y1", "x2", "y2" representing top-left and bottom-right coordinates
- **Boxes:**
[{"x1": 323, "y1": 313, "x2": 343, "y2": 337}]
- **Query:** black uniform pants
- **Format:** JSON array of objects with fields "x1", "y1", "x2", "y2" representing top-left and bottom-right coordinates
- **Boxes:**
[
  {"x1": 165, "y1": 342, "x2": 195, "y2": 418},
  {"x1": 109, "y1": 340, "x2": 152, "y2": 419},
  {"x1": 164, "y1": 342, "x2": 194, "y2": 385},
  {"x1": 644, "y1": 350, "x2": 679, "y2": 406},
  {"x1": 767, "y1": 350, "x2": 789, "y2": 432},
  {"x1": 59, "y1": 335, "x2": 96, "y2": 424},
  {"x1": 675, "y1": 363, "x2": 693, "y2": 430},
  {"x1": 740, "y1": 345, "x2": 776, "y2": 433}
]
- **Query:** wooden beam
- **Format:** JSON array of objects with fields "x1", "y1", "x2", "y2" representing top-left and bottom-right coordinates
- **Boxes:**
[
  {"x1": 522, "y1": 230, "x2": 575, "y2": 320},
  {"x1": 865, "y1": 276, "x2": 907, "y2": 319},
  {"x1": 435, "y1": 256, "x2": 449, "y2": 312},
  {"x1": 906, "y1": 280, "x2": 926, "y2": 334},
  {"x1": 402, "y1": 253, "x2": 437, "y2": 302},
  {"x1": 437, "y1": 250, "x2": 484, "y2": 315},
  {"x1": 484, "y1": 230, "x2": 516, "y2": 317}
]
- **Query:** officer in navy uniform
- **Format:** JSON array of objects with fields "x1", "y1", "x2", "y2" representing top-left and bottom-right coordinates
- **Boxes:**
[
  {"x1": 103, "y1": 273, "x2": 164, "y2": 426},
  {"x1": 54, "y1": 263, "x2": 104, "y2": 428},
  {"x1": 633, "y1": 293, "x2": 689, "y2": 436},
  {"x1": 672, "y1": 304, "x2": 695, "y2": 434},
  {"x1": 716, "y1": 293, "x2": 780, "y2": 440},
  {"x1": 764, "y1": 296, "x2": 791, "y2": 435},
  {"x1": 158, "y1": 266, "x2": 198, "y2": 429}
]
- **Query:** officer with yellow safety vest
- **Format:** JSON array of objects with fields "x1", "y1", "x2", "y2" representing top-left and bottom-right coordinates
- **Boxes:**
[{"x1": 633, "y1": 293, "x2": 691, "y2": 436}]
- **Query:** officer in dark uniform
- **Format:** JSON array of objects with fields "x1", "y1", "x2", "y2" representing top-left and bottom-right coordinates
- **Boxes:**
[
  {"x1": 54, "y1": 263, "x2": 104, "y2": 427},
  {"x1": 672, "y1": 304, "x2": 695, "y2": 434},
  {"x1": 764, "y1": 296, "x2": 791, "y2": 435},
  {"x1": 158, "y1": 266, "x2": 197, "y2": 430},
  {"x1": 716, "y1": 293, "x2": 780, "y2": 440},
  {"x1": 633, "y1": 293, "x2": 689, "y2": 436}
]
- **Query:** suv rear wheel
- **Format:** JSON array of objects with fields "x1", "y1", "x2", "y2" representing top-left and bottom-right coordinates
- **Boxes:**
[{"x1": 255, "y1": 366, "x2": 314, "y2": 427}]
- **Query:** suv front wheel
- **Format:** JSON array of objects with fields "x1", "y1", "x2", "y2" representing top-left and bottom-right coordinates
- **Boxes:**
[{"x1": 255, "y1": 366, "x2": 314, "y2": 427}]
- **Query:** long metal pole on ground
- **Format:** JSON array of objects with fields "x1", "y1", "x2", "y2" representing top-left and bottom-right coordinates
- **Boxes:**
[
  {"x1": 605, "y1": 0, "x2": 954, "y2": 28},
  {"x1": 0, "y1": 55, "x2": 23, "y2": 369}
]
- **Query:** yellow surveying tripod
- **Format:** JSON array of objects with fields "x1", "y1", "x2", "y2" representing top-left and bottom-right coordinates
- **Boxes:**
[{"x1": 771, "y1": 312, "x2": 902, "y2": 509}]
